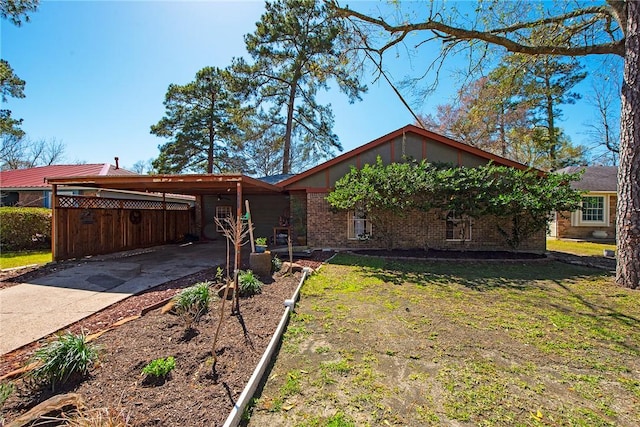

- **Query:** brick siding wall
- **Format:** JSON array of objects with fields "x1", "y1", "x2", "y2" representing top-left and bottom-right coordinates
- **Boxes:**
[
  {"x1": 555, "y1": 195, "x2": 617, "y2": 240},
  {"x1": 18, "y1": 191, "x2": 45, "y2": 207},
  {"x1": 307, "y1": 192, "x2": 545, "y2": 252}
]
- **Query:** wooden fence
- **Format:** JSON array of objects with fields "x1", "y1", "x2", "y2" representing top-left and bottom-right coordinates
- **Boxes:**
[{"x1": 53, "y1": 195, "x2": 192, "y2": 260}]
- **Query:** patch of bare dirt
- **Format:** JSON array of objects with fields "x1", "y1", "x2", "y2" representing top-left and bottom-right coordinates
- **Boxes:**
[{"x1": 1, "y1": 251, "x2": 334, "y2": 426}]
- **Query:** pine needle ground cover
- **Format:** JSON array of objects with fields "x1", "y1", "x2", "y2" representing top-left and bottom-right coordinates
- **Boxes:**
[{"x1": 249, "y1": 254, "x2": 640, "y2": 427}]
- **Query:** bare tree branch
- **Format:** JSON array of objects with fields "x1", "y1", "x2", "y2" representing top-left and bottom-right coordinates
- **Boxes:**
[{"x1": 332, "y1": 2, "x2": 625, "y2": 57}]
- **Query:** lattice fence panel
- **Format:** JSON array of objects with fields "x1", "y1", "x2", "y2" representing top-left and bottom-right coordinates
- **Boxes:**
[{"x1": 57, "y1": 195, "x2": 190, "y2": 210}]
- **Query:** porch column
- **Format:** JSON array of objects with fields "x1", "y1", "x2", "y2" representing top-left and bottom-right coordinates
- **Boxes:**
[{"x1": 162, "y1": 192, "x2": 167, "y2": 243}]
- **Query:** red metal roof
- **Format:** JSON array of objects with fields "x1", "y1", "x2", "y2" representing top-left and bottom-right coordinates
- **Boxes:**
[{"x1": 0, "y1": 164, "x2": 137, "y2": 189}]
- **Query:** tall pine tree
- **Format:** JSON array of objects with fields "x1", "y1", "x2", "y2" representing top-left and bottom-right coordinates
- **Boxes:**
[
  {"x1": 151, "y1": 67, "x2": 247, "y2": 174},
  {"x1": 237, "y1": 0, "x2": 366, "y2": 174}
]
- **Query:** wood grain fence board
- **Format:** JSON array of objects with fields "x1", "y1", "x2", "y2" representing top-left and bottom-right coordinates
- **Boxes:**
[{"x1": 53, "y1": 196, "x2": 191, "y2": 260}]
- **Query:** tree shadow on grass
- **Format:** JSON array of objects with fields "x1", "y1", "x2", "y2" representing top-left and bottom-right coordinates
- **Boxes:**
[
  {"x1": 548, "y1": 280, "x2": 640, "y2": 355},
  {"x1": 328, "y1": 252, "x2": 639, "y2": 356},
  {"x1": 328, "y1": 252, "x2": 610, "y2": 291}
]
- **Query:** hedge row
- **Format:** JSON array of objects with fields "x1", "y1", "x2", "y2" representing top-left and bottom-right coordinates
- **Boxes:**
[{"x1": 0, "y1": 207, "x2": 52, "y2": 251}]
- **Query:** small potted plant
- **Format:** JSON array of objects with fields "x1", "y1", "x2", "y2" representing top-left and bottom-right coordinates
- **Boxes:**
[{"x1": 255, "y1": 237, "x2": 268, "y2": 253}]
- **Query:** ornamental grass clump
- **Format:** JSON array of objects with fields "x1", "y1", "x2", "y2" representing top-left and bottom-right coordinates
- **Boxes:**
[
  {"x1": 59, "y1": 407, "x2": 133, "y2": 427},
  {"x1": 28, "y1": 332, "x2": 99, "y2": 391},
  {"x1": 238, "y1": 270, "x2": 263, "y2": 296},
  {"x1": 173, "y1": 281, "x2": 211, "y2": 329}
]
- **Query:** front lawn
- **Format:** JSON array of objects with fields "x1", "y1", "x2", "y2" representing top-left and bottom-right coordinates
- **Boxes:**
[
  {"x1": 248, "y1": 254, "x2": 640, "y2": 426},
  {"x1": 547, "y1": 239, "x2": 616, "y2": 257},
  {"x1": 0, "y1": 250, "x2": 52, "y2": 269}
]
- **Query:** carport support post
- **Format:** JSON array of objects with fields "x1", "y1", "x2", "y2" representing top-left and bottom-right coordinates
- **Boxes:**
[
  {"x1": 162, "y1": 192, "x2": 167, "y2": 243},
  {"x1": 234, "y1": 181, "x2": 242, "y2": 313},
  {"x1": 51, "y1": 184, "x2": 59, "y2": 261}
]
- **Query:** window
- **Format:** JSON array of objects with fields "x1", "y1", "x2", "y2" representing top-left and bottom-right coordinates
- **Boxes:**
[
  {"x1": 446, "y1": 211, "x2": 472, "y2": 241},
  {"x1": 0, "y1": 191, "x2": 18, "y2": 207},
  {"x1": 581, "y1": 196, "x2": 605, "y2": 222},
  {"x1": 571, "y1": 194, "x2": 609, "y2": 226},
  {"x1": 215, "y1": 205, "x2": 233, "y2": 231},
  {"x1": 347, "y1": 209, "x2": 372, "y2": 240}
]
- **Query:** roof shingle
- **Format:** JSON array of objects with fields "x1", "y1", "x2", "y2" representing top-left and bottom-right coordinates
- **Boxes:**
[{"x1": 556, "y1": 166, "x2": 617, "y2": 192}]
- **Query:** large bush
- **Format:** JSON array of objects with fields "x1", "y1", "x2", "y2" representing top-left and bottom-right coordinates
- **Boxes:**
[
  {"x1": 327, "y1": 158, "x2": 584, "y2": 250},
  {"x1": 0, "y1": 207, "x2": 52, "y2": 251}
]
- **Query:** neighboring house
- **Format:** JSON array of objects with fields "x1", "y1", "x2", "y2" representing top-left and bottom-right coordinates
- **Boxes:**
[
  {"x1": 0, "y1": 164, "x2": 194, "y2": 207},
  {"x1": 45, "y1": 125, "x2": 549, "y2": 260},
  {"x1": 549, "y1": 166, "x2": 617, "y2": 241}
]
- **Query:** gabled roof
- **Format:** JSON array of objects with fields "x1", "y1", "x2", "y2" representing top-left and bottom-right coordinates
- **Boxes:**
[
  {"x1": 556, "y1": 166, "x2": 617, "y2": 192},
  {"x1": 257, "y1": 173, "x2": 296, "y2": 185},
  {"x1": 278, "y1": 124, "x2": 535, "y2": 188},
  {"x1": 0, "y1": 164, "x2": 136, "y2": 189}
]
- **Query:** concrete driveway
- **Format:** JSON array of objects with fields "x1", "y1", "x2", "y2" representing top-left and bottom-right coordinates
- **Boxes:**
[{"x1": 0, "y1": 241, "x2": 226, "y2": 355}]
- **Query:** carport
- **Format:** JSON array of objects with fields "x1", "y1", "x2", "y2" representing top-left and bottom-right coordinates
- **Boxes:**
[{"x1": 46, "y1": 174, "x2": 284, "y2": 261}]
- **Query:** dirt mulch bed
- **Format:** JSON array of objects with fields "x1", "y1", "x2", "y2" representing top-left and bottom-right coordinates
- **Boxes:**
[
  {"x1": 352, "y1": 248, "x2": 547, "y2": 260},
  {"x1": 351, "y1": 248, "x2": 618, "y2": 274},
  {"x1": 1, "y1": 251, "x2": 334, "y2": 426}
]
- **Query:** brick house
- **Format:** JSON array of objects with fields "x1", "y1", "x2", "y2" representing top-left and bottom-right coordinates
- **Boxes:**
[
  {"x1": 46, "y1": 125, "x2": 548, "y2": 260},
  {"x1": 279, "y1": 125, "x2": 546, "y2": 252},
  {"x1": 549, "y1": 166, "x2": 617, "y2": 241}
]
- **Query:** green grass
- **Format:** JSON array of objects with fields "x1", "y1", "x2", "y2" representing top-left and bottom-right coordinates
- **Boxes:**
[
  {"x1": 547, "y1": 239, "x2": 616, "y2": 257},
  {"x1": 249, "y1": 254, "x2": 640, "y2": 427},
  {"x1": 0, "y1": 250, "x2": 51, "y2": 269}
]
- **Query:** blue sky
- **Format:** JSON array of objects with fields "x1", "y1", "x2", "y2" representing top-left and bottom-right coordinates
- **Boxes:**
[{"x1": 2, "y1": 1, "x2": 619, "y2": 171}]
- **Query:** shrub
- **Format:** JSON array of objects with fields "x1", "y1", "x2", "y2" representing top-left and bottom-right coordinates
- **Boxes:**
[
  {"x1": 142, "y1": 356, "x2": 175, "y2": 379},
  {"x1": 272, "y1": 255, "x2": 283, "y2": 272},
  {"x1": 173, "y1": 281, "x2": 211, "y2": 328},
  {"x1": 0, "y1": 207, "x2": 51, "y2": 251},
  {"x1": 238, "y1": 270, "x2": 263, "y2": 296},
  {"x1": 29, "y1": 332, "x2": 99, "y2": 391},
  {"x1": 214, "y1": 266, "x2": 224, "y2": 283}
]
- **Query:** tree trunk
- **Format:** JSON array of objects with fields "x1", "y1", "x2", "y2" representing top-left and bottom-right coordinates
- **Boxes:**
[
  {"x1": 282, "y1": 75, "x2": 298, "y2": 175},
  {"x1": 207, "y1": 126, "x2": 215, "y2": 174},
  {"x1": 544, "y1": 65, "x2": 557, "y2": 167},
  {"x1": 207, "y1": 89, "x2": 216, "y2": 174},
  {"x1": 617, "y1": 1, "x2": 640, "y2": 289},
  {"x1": 282, "y1": 62, "x2": 303, "y2": 175},
  {"x1": 499, "y1": 103, "x2": 507, "y2": 157}
]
